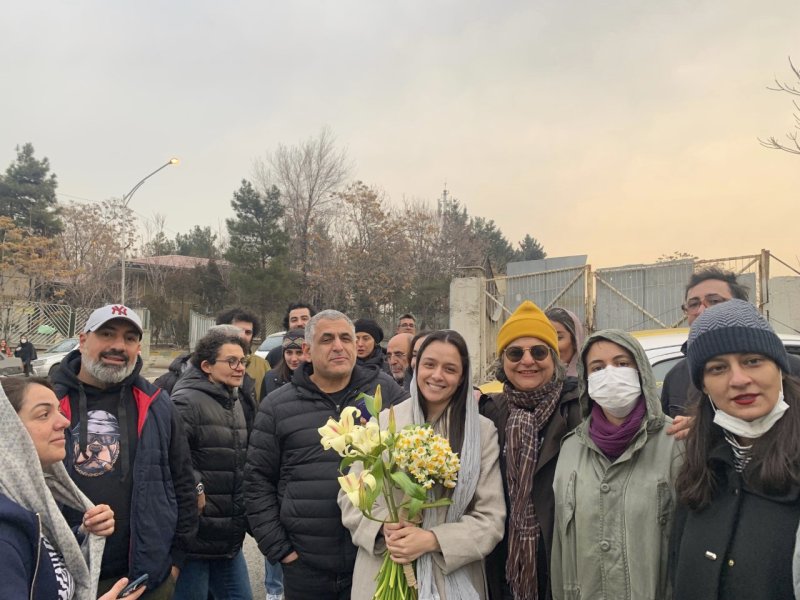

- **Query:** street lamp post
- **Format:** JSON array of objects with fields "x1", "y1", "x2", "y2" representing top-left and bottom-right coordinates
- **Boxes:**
[{"x1": 120, "y1": 158, "x2": 179, "y2": 305}]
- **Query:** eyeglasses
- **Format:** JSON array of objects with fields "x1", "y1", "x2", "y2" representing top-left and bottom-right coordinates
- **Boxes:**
[
  {"x1": 503, "y1": 345, "x2": 549, "y2": 363},
  {"x1": 387, "y1": 352, "x2": 407, "y2": 359},
  {"x1": 682, "y1": 294, "x2": 729, "y2": 315},
  {"x1": 222, "y1": 357, "x2": 247, "y2": 369}
]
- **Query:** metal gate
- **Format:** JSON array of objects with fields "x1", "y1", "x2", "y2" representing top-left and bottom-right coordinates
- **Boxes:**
[
  {"x1": 0, "y1": 302, "x2": 149, "y2": 349},
  {"x1": 462, "y1": 251, "x2": 773, "y2": 382}
]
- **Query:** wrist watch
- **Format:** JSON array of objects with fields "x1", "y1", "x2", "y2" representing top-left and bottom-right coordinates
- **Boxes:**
[{"x1": 195, "y1": 482, "x2": 205, "y2": 496}]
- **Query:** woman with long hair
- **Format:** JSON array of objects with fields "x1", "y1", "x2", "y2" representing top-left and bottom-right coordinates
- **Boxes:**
[
  {"x1": 551, "y1": 330, "x2": 681, "y2": 599},
  {"x1": 544, "y1": 308, "x2": 585, "y2": 379},
  {"x1": 341, "y1": 329, "x2": 505, "y2": 599},
  {"x1": 671, "y1": 299, "x2": 800, "y2": 599},
  {"x1": 263, "y1": 329, "x2": 305, "y2": 398},
  {"x1": 479, "y1": 300, "x2": 583, "y2": 600},
  {"x1": 0, "y1": 377, "x2": 143, "y2": 599}
]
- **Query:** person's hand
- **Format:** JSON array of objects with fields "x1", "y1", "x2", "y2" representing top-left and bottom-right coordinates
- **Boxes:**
[
  {"x1": 171, "y1": 565, "x2": 180, "y2": 580},
  {"x1": 99, "y1": 577, "x2": 146, "y2": 599},
  {"x1": 81, "y1": 504, "x2": 114, "y2": 537},
  {"x1": 281, "y1": 551, "x2": 299, "y2": 564},
  {"x1": 667, "y1": 415, "x2": 694, "y2": 440},
  {"x1": 385, "y1": 525, "x2": 439, "y2": 564},
  {"x1": 382, "y1": 520, "x2": 408, "y2": 539},
  {"x1": 197, "y1": 492, "x2": 206, "y2": 514}
]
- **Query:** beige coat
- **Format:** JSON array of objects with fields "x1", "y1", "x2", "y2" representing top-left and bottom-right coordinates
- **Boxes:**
[{"x1": 339, "y1": 398, "x2": 506, "y2": 600}]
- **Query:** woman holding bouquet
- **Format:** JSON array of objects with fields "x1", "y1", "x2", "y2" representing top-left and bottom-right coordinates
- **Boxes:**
[{"x1": 340, "y1": 329, "x2": 506, "y2": 600}]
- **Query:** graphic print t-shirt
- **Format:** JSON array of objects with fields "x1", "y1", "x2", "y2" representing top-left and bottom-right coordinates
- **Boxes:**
[{"x1": 68, "y1": 386, "x2": 138, "y2": 578}]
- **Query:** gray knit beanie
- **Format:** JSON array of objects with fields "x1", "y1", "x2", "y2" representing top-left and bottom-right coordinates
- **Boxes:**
[{"x1": 686, "y1": 299, "x2": 789, "y2": 389}]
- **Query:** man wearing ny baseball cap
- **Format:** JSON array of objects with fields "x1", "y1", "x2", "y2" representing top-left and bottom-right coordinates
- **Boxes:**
[{"x1": 52, "y1": 304, "x2": 198, "y2": 598}]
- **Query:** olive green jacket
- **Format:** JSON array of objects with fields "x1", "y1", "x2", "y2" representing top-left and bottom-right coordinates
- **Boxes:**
[{"x1": 551, "y1": 330, "x2": 684, "y2": 600}]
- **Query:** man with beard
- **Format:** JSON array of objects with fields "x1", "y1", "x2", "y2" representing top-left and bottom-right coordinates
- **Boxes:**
[{"x1": 53, "y1": 304, "x2": 197, "y2": 599}]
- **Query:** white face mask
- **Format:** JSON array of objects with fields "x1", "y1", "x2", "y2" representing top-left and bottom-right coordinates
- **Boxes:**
[
  {"x1": 587, "y1": 366, "x2": 642, "y2": 419},
  {"x1": 708, "y1": 382, "x2": 789, "y2": 440}
]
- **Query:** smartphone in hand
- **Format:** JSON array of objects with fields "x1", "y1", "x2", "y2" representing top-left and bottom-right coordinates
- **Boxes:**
[{"x1": 118, "y1": 574, "x2": 148, "y2": 598}]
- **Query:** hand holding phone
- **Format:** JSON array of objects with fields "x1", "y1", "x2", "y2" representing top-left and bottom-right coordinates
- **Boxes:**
[{"x1": 117, "y1": 574, "x2": 148, "y2": 598}]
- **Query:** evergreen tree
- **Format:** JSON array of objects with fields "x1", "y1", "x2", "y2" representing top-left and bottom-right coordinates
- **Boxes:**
[
  {"x1": 0, "y1": 143, "x2": 62, "y2": 235},
  {"x1": 225, "y1": 180, "x2": 298, "y2": 314},
  {"x1": 175, "y1": 225, "x2": 218, "y2": 258},
  {"x1": 514, "y1": 234, "x2": 547, "y2": 261}
]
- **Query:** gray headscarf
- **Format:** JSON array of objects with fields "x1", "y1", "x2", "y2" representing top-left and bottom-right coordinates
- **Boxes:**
[
  {"x1": 409, "y1": 360, "x2": 482, "y2": 600},
  {"x1": 0, "y1": 385, "x2": 104, "y2": 600}
]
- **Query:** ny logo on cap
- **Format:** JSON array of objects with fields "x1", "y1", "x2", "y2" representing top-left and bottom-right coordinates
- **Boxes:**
[{"x1": 111, "y1": 305, "x2": 128, "y2": 316}]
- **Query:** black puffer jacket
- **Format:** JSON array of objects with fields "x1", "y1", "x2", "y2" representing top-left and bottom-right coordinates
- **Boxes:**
[
  {"x1": 244, "y1": 362, "x2": 408, "y2": 573},
  {"x1": 171, "y1": 366, "x2": 250, "y2": 559}
]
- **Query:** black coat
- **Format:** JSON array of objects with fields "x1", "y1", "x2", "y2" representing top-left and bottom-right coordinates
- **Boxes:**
[
  {"x1": 153, "y1": 354, "x2": 191, "y2": 395},
  {"x1": 171, "y1": 367, "x2": 250, "y2": 559},
  {"x1": 479, "y1": 378, "x2": 582, "y2": 600},
  {"x1": 670, "y1": 442, "x2": 800, "y2": 599},
  {"x1": 244, "y1": 362, "x2": 408, "y2": 574},
  {"x1": 14, "y1": 341, "x2": 36, "y2": 363}
]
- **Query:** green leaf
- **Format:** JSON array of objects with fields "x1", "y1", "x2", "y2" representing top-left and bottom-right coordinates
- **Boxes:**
[
  {"x1": 404, "y1": 497, "x2": 425, "y2": 520},
  {"x1": 390, "y1": 470, "x2": 427, "y2": 501},
  {"x1": 356, "y1": 390, "x2": 380, "y2": 419},
  {"x1": 420, "y1": 498, "x2": 453, "y2": 510},
  {"x1": 339, "y1": 455, "x2": 361, "y2": 473}
]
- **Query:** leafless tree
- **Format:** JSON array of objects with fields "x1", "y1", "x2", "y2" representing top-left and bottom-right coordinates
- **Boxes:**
[
  {"x1": 254, "y1": 128, "x2": 351, "y2": 287},
  {"x1": 759, "y1": 57, "x2": 800, "y2": 155},
  {"x1": 57, "y1": 200, "x2": 134, "y2": 308}
]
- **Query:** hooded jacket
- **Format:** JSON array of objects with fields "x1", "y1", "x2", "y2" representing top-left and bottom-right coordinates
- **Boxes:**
[
  {"x1": 551, "y1": 330, "x2": 682, "y2": 600},
  {"x1": 171, "y1": 366, "x2": 249, "y2": 559},
  {"x1": 244, "y1": 361, "x2": 408, "y2": 574},
  {"x1": 0, "y1": 384, "x2": 105, "y2": 600},
  {"x1": 153, "y1": 353, "x2": 192, "y2": 395},
  {"x1": 52, "y1": 349, "x2": 198, "y2": 588}
]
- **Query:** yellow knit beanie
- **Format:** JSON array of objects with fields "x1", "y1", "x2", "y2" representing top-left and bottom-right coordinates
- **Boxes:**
[{"x1": 496, "y1": 300, "x2": 559, "y2": 357}]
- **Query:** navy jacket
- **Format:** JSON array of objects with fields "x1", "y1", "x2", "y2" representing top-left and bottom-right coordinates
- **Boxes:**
[
  {"x1": 0, "y1": 493, "x2": 61, "y2": 600},
  {"x1": 54, "y1": 352, "x2": 198, "y2": 588}
]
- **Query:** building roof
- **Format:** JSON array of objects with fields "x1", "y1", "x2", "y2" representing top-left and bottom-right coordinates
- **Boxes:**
[{"x1": 126, "y1": 255, "x2": 230, "y2": 269}]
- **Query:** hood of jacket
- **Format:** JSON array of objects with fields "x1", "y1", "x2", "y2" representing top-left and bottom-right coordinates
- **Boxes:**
[
  {"x1": 52, "y1": 348, "x2": 145, "y2": 394},
  {"x1": 168, "y1": 353, "x2": 191, "y2": 376},
  {"x1": 0, "y1": 384, "x2": 105, "y2": 600},
  {"x1": 576, "y1": 329, "x2": 666, "y2": 429},
  {"x1": 171, "y1": 365, "x2": 240, "y2": 407}
]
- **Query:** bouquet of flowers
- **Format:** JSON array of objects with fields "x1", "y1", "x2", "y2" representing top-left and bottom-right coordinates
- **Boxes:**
[{"x1": 318, "y1": 385, "x2": 461, "y2": 600}]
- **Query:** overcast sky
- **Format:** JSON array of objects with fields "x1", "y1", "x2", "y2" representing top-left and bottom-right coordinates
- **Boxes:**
[{"x1": 3, "y1": 0, "x2": 799, "y2": 270}]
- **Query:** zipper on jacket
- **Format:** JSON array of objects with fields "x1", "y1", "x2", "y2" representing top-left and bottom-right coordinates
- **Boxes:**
[{"x1": 31, "y1": 513, "x2": 42, "y2": 600}]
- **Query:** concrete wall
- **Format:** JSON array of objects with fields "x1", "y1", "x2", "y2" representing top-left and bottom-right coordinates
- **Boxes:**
[
  {"x1": 449, "y1": 277, "x2": 483, "y2": 383},
  {"x1": 768, "y1": 276, "x2": 800, "y2": 335}
]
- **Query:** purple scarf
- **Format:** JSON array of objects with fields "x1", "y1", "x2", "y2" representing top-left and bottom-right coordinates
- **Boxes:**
[{"x1": 588, "y1": 397, "x2": 646, "y2": 460}]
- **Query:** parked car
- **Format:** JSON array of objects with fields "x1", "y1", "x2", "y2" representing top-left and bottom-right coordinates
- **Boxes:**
[
  {"x1": 254, "y1": 331, "x2": 286, "y2": 360},
  {"x1": 31, "y1": 337, "x2": 79, "y2": 378},
  {"x1": 478, "y1": 327, "x2": 800, "y2": 394}
]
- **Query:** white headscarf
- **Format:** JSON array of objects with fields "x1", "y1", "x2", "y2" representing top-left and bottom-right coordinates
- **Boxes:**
[{"x1": 0, "y1": 384, "x2": 104, "y2": 600}]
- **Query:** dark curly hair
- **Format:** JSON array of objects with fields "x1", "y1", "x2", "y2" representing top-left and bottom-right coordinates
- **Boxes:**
[
  {"x1": 216, "y1": 307, "x2": 261, "y2": 339},
  {"x1": 685, "y1": 267, "x2": 749, "y2": 301},
  {"x1": 190, "y1": 327, "x2": 249, "y2": 370},
  {"x1": 282, "y1": 302, "x2": 317, "y2": 330}
]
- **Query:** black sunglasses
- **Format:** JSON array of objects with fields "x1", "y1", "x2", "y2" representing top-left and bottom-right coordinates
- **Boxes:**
[{"x1": 503, "y1": 345, "x2": 549, "y2": 363}]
